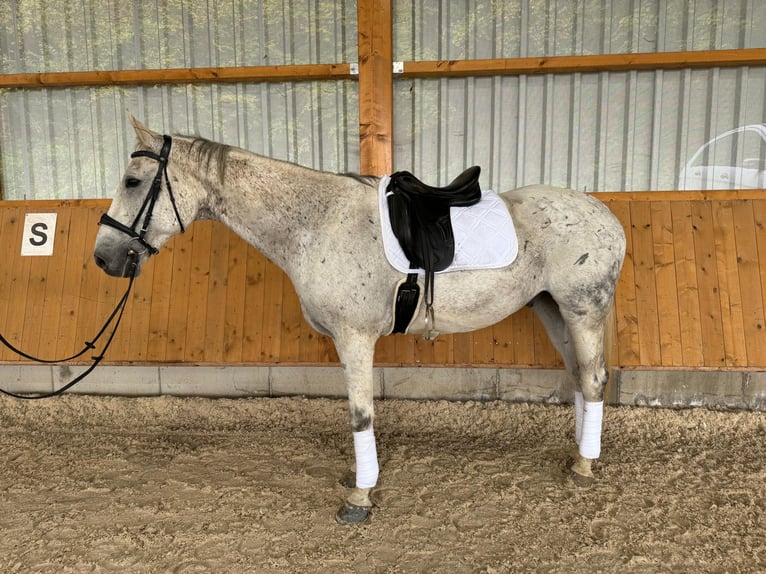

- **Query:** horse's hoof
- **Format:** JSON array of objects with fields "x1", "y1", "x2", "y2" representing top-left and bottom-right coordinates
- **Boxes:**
[
  {"x1": 335, "y1": 502, "x2": 371, "y2": 525},
  {"x1": 339, "y1": 470, "x2": 356, "y2": 489},
  {"x1": 569, "y1": 469, "x2": 595, "y2": 489}
]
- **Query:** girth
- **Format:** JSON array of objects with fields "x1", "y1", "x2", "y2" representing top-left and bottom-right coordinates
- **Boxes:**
[{"x1": 387, "y1": 166, "x2": 482, "y2": 338}]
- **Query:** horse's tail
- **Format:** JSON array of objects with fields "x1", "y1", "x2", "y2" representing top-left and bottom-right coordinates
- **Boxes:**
[{"x1": 603, "y1": 301, "x2": 617, "y2": 397}]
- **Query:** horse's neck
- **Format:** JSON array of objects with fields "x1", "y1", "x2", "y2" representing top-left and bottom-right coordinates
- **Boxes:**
[{"x1": 205, "y1": 152, "x2": 353, "y2": 270}]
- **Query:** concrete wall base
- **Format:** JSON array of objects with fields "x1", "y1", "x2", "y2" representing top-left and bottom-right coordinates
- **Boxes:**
[{"x1": 0, "y1": 365, "x2": 763, "y2": 410}]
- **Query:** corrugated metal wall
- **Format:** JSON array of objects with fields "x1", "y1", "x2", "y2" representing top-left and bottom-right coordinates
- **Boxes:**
[
  {"x1": 3, "y1": 1, "x2": 765, "y2": 199},
  {"x1": 392, "y1": 0, "x2": 766, "y2": 192},
  {"x1": 393, "y1": 0, "x2": 765, "y2": 60},
  {"x1": 393, "y1": 67, "x2": 766, "y2": 192},
  {"x1": 0, "y1": 82, "x2": 359, "y2": 200},
  {"x1": 0, "y1": 0, "x2": 359, "y2": 200},
  {"x1": 0, "y1": 0, "x2": 355, "y2": 71}
]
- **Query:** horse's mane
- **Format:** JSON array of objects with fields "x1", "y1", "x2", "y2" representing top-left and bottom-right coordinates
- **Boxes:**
[
  {"x1": 178, "y1": 135, "x2": 233, "y2": 185},
  {"x1": 176, "y1": 135, "x2": 378, "y2": 190},
  {"x1": 343, "y1": 173, "x2": 378, "y2": 188}
]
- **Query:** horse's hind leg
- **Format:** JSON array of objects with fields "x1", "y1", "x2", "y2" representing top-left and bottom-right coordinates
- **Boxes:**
[
  {"x1": 529, "y1": 293, "x2": 579, "y2": 384},
  {"x1": 530, "y1": 292, "x2": 609, "y2": 487},
  {"x1": 562, "y1": 313, "x2": 609, "y2": 487},
  {"x1": 529, "y1": 294, "x2": 586, "y2": 463}
]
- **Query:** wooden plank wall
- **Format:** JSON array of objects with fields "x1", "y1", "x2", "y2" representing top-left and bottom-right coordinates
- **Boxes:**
[
  {"x1": 1, "y1": 192, "x2": 765, "y2": 369},
  {"x1": 603, "y1": 192, "x2": 766, "y2": 369}
]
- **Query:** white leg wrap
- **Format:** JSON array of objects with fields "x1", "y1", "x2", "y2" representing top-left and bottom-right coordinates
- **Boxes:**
[
  {"x1": 352, "y1": 428, "x2": 379, "y2": 489},
  {"x1": 578, "y1": 401, "x2": 604, "y2": 460},
  {"x1": 574, "y1": 391, "x2": 584, "y2": 445}
]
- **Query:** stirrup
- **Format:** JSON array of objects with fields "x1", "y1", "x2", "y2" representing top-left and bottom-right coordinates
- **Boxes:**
[{"x1": 424, "y1": 304, "x2": 439, "y2": 340}]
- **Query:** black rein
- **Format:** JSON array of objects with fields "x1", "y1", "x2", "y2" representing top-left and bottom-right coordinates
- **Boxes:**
[
  {"x1": 0, "y1": 134, "x2": 183, "y2": 399},
  {"x1": 0, "y1": 265, "x2": 137, "y2": 400}
]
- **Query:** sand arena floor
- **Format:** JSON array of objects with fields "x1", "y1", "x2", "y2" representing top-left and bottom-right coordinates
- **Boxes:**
[{"x1": 0, "y1": 395, "x2": 763, "y2": 573}]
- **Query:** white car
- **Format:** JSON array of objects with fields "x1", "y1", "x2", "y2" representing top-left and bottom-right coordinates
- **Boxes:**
[{"x1": 678, "y1": 124, "x2": 766, "y2": 190}]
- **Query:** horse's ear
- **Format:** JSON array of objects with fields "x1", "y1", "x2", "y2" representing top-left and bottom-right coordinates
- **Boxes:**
[{"x1": 129, "y1": 114, "x2": 162, "y2": 149}]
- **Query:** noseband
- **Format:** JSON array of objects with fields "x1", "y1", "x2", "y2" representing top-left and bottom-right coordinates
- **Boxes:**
[{"x1": 99, "y1": 134, "x2": 185, "y2": 256}]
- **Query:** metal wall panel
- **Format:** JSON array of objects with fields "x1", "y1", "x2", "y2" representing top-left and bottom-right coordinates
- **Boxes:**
[
  {"x1": 0, "y1": 0, "x2": 359, "y2": 199},
  {"x1": 0, "y1": 82, "x2": 359, "y2": 200},
  {"x1": 0, "y1": 0, "x2": 356, "y2": 73},
  {"x1": 393, "y1": 67, "x2": 765, "y2": 192},
  {"x1": 393, "y1": 0, "x2": 765, "y2": 60},
  {"x1": 1, "y1": 1, "x2": 764, "y2": 197},
  {"x1": 392, "y1": 0, "x2": 766, "y2": 192}
]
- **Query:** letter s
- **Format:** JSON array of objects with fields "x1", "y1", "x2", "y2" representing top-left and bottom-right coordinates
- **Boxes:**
[{"x1": 29, "y1": 222, "x2": 48, "y2": 246}]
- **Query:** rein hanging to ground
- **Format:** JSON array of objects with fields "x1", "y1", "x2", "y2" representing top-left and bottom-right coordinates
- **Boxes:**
[{"x1": 0, "y1": 264, "x2": 137, "y2": 400}]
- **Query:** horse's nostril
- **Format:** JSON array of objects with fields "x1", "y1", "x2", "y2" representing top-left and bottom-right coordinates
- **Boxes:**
[{"x1": 94, "y1": 254, "x2": 108, "y2": 270}]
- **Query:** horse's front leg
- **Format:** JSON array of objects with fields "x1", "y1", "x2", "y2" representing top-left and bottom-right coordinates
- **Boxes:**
[{"x1": 333, "y1": 331, "x2": 379, "y2": 524}]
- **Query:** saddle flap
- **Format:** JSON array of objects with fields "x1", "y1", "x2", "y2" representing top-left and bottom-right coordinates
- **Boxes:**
[{"x1": 414, "y1": 212, "x2": 454, "y2": 272}]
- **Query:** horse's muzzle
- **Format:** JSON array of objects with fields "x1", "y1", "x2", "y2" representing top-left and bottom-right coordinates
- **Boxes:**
[{"x1": 93, "y1": 244, "x2": 142, "y2": 278}]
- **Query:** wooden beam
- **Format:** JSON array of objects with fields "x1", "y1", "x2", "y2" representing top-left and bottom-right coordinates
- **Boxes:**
[
  {"x1": 357, "y1": 0, "x2": 393, "y2": 176},
  {"x1": 402, "y1": 48, "x2": 766, "y2": 78},
  {"x1": 0, "y1": 63, "x2": 353, "y2": 89},
  {"x1": 3, "y1": 48, "x2": 761, "y2": 90}
]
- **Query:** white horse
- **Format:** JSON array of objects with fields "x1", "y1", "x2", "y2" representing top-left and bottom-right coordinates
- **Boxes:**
[{"x1": 94, "y1": 117, "x2": 626, "y2": 524}]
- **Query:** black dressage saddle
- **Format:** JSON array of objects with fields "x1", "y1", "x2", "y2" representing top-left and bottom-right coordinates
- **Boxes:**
[{"x1": 386, "y1": 166, "x2": 482, "y2": 336}]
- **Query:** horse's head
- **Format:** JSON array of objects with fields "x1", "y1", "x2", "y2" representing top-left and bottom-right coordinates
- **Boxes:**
[{"x1": 94, "y1": 116, "x2": 194, "y2": 277}]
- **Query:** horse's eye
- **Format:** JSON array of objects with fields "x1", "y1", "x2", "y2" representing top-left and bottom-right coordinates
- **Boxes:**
[{"x1": 125, "y1": 177, "x2": 142, "y2": 188}]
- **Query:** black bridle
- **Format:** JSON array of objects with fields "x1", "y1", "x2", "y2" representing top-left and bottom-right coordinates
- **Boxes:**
[
  {"x1": 99, "y1": 134, "x2": 185, "y2": 256},
  {"x1": 0, "y1": 135, "x2": 185, "y2": 400}
]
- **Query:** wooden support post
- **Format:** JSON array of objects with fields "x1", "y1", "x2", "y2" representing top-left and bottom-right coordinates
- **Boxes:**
[{"x1": 357, "y1": 0, "x2": 393, "y2": 176}]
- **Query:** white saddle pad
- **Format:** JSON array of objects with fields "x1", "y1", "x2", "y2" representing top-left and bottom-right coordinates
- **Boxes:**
[{"x1": 379, "y1": 174, "x2": 518, "y2": 274}]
